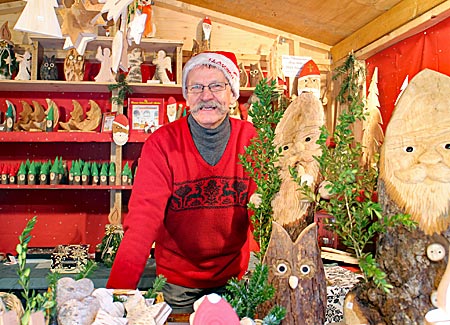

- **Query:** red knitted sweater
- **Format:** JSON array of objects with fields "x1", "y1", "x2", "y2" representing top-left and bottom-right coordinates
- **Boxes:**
[{"x1": 107, "y1": 116, "x2": 257, "y2": 289}]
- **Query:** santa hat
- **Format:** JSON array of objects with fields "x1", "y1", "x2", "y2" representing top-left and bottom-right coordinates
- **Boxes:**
[
  {"x1": 203, "y1": 17, "x2": 211, "y2": 25},
  {"x1": 112, "y1": 114, "x2": 129, "y2": 130},
  {"x1": 167, "y1": 96, "x2": 176, "y2": 105},
  {"x1": 297, "y1": 59, "x2": 320, "y2": 79},
  {"x1": 182, "y1": 51, "x2": 240, "y2": 100}
]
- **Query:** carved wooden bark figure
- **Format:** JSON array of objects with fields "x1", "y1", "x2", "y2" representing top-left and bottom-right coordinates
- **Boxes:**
[
  {"x1": 271, "y1": 92, "x2": 324, "y2": 240},
  {"x1": 259, "y1": 222, "x2": 327, "y2": 324},
  {"x1": 344, "y1": 69, "x2": 450, "y2": 324}
]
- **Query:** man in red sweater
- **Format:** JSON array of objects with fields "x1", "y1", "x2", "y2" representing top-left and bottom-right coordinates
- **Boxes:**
[{"x1": 107, "y1": 51, "x2": 257, "y2": 313}]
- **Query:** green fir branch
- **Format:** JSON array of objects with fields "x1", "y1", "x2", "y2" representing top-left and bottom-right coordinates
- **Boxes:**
[
  {"x1": 239, "y1": 79, "x2": 284, "y2": 260},
  {"x1": 109, "y1": 74, "x2": 133, "y2": 105},
  {"x1": 144, "y1": 275, "x2": 167, "y2": 299},
  {"x1": 296, "y1": 53, "x2": 416, "y2": 292}
]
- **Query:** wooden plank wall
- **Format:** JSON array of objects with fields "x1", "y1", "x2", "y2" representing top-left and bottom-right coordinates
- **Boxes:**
[{"x1": 0, "y1": 0, "x2": 335, "y2": 129}]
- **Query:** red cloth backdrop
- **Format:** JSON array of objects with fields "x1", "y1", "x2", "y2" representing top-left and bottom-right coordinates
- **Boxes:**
[{"x1": 365, "y1": 17, "x2": 450, "y2": 131}]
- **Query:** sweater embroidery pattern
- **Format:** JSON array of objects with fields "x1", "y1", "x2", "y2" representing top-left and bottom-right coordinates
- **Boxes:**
[{"x1": 170, "y1": 176, "x2": 249, "y2": 210}]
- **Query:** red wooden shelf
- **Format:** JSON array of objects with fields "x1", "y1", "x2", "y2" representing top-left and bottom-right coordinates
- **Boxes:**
[
  {"x1": 0, "y1": 131, "x2": 150, "y2": 143},
  {"x1": 0, "y1": 184, "x2": 133, "y2": 190}
]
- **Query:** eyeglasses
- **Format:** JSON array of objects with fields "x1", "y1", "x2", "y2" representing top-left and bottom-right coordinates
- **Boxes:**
[{"x1": 186, "y1": 82, "x2": 229, "y2": 94}]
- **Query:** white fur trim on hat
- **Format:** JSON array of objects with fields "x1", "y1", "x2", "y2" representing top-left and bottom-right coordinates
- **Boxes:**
[{"x1": 182, "y1": 51, "x2": 240, "y2": 100}]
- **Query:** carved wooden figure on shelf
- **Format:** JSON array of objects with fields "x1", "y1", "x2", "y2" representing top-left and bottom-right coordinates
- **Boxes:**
[
  {"x1": 40, "y1": 55, "x2": 58, "y2": 80},
  {"x1": 14, "y1": 100, "x2": 33, "y2": 131},
  {"x1": 27, "y1": 161, "x2": 36, "y2": 185},
  {"x1": 64, "y1": 48, "x2": 85, "y2": 82},
  {"x1": 15, "y1": 50, "x2": 31, "y2": 81},
  {"x1": 39, "y1": 162, "x2": 49, "y2": 185},
  {"x1": 239, "y1": 62, "x2": 248, "y2": 88},
  {"x1": 94, "y1": 46, "x2": 116, "y2": 82},
  {"x1": 100, "y1": 163, "x2": 108, "y2": 186},
  {"x1": 49, "y1": 159, "x2": 59, "y2": 185},
  {"x1": 126, "y1": 47, "x2": 143, "y2": 83},
  {"x1": 59, "y1": 100, "x2": 84, "y2": 131},
  {"x1": 249, "y1": 62, "x2": 263, "y2": 87},
  {"x1": 5, "y1": 101, "x2": 15, "y2": 132},
  {"x1": 17, "y1": 163, "x2": 26, "y2": 185},
  {"x1": 1, "y1": 165, "x2": 8, "y2": 185},
  {"x1": 151, "y1": 49, "x2": 171, "y2": 84},
  {"x1": 8, "y1": 165, "x2": 17, "y2": 185}
]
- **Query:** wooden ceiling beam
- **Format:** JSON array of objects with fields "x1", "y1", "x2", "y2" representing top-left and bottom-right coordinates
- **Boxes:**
[
  {"x1": 330, "y1": 0, "x2": 447, "y2": 63},
  {"x1": 156, "y1": 0, "x2": 331, "y2": 52}
]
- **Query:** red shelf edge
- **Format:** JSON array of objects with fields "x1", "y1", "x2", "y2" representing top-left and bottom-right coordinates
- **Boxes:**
[
  {"x1": 0, "y1": 185, "x2": 133, "y2": 190},
  {"x1": 0, "y1": 132, "x2": 150, "y2": 143}
]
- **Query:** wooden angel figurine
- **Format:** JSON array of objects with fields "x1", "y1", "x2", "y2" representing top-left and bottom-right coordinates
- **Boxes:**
[
  {"x1": 15, "y1": 51, "x2": 32, "y2": 80},
  {"x1": 94, "y1": 46, "x2": 116, "y2": 82},
  {"x1": 152, "y1": 49, "x2": 171, "y2": 84}
]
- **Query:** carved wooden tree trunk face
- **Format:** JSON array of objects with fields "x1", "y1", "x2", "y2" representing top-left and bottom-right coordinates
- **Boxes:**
[
  {"x1": 272, "y1": 92, "x2": 324, "y2": 237},
  {"x1": 380, "y1": 69, "x2": 450, "y2": 235},
  {"x1": 260, "y1": 222, "x2": 327, "y2": 324}
]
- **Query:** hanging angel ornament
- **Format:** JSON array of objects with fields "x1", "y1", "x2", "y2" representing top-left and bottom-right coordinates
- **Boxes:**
[
  {"x1": 14, "y1": 0, "x2": 62, "y2": 38},
  {"x1": 127, "y1": 8, "x2": 147, "y2": 45},
  {"x1": 138, "y1": 0, "x2": 156, "y2": 38}
]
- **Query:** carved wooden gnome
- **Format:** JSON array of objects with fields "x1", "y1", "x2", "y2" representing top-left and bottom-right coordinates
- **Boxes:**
[
  {"x1": 17, "y1": 162, "x2": 27, "y2": 185},
  {"x1": 91, "y1": 162, "x2": 99, "y2": 186},
  {"x1": 49, "y1": 158, "x2": 59, "y2": 185},
  {"x1": 108, "y1": 162, "x2": 116, "y2": 185},
  {"x1": 112, "y1": 114, "x2": 129, "y2": 146},
  {"x1": 1, "y1": 164, "x2": 8, "y2": 184},
  {"x1": 45, "y1": 105, "x2": 54, "y2": 132},
  {"x1": 8, "y1": 163, "x2": 18, "y2": 184},
  {"x1": 72, "y1": 160, "x2": 82, "y2": 186},
  {"x1": 27, "y1": 161, "x2": 37, "y2": 185},
  {"x1": 343, "y1": 69, "x2": 450, "y2": 324},
  {"x1": 39, "y1": 160, "x2": 50, "y2": 185},
  {"x1": 121, "y1": 162, "x2": 132, "y2": 185},
  {"x1": 81, "y1": 161, "x2": 91, "y2": 186},
  {"x1": 296, "y1": 59, "x2": 321, "y2": 100},
  {"x1": 5, "y1": 101, "x2": 15, "y2": 132},
  {"x1": 100, "y1": 163, "x2": 108, "y2": 186}
]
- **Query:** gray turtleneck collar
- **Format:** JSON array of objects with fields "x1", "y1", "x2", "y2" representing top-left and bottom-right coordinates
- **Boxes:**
[{"x1": 188, "y1": 114, "x2": 231, "y2": 166}]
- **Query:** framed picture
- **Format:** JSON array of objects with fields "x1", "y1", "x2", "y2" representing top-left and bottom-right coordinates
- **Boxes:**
[
  {"x1": 101, "y1": 111, "x2": 117, "y2": 133},
  {"x1": 128, "y1": 98, "x2": 165, "y2": 131}
]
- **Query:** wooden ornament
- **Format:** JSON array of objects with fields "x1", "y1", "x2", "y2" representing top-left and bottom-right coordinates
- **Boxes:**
[
  {"x1": 60, "y1": 0, "x2": 99, "y2": 46},
  {"x1": 72, "y1": 100, "x2": 102, "y2": 132},
  {"x1": 59, "y1": 100, "x2": 84, "y2": 131},
  {"x1": 361, "y1": 66, "x2": 384, "y2": 168},
  {"x1": 14, "y1": 100, "x2": 33, "y2": 131},
  {"x1": 64, "y1": 48, "x2": 85, "y2": 82},
  {"x1": 152, "y1": 50, "x2": 171, "y2": 84}
]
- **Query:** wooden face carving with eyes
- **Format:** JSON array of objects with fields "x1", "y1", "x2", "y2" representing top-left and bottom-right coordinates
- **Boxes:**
[
  {"x1": 260, "y1": 222, "x2": 327, "y2": 324},
  {"x1": 64, "y1": 48, "x2": 85, "y2": 82},
  {"x1": 272, "y1": 92, "x2": 324, "y2": 229},
  {"x1": 380, "y1": 69, "x2": 450, "y2": 234}
]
